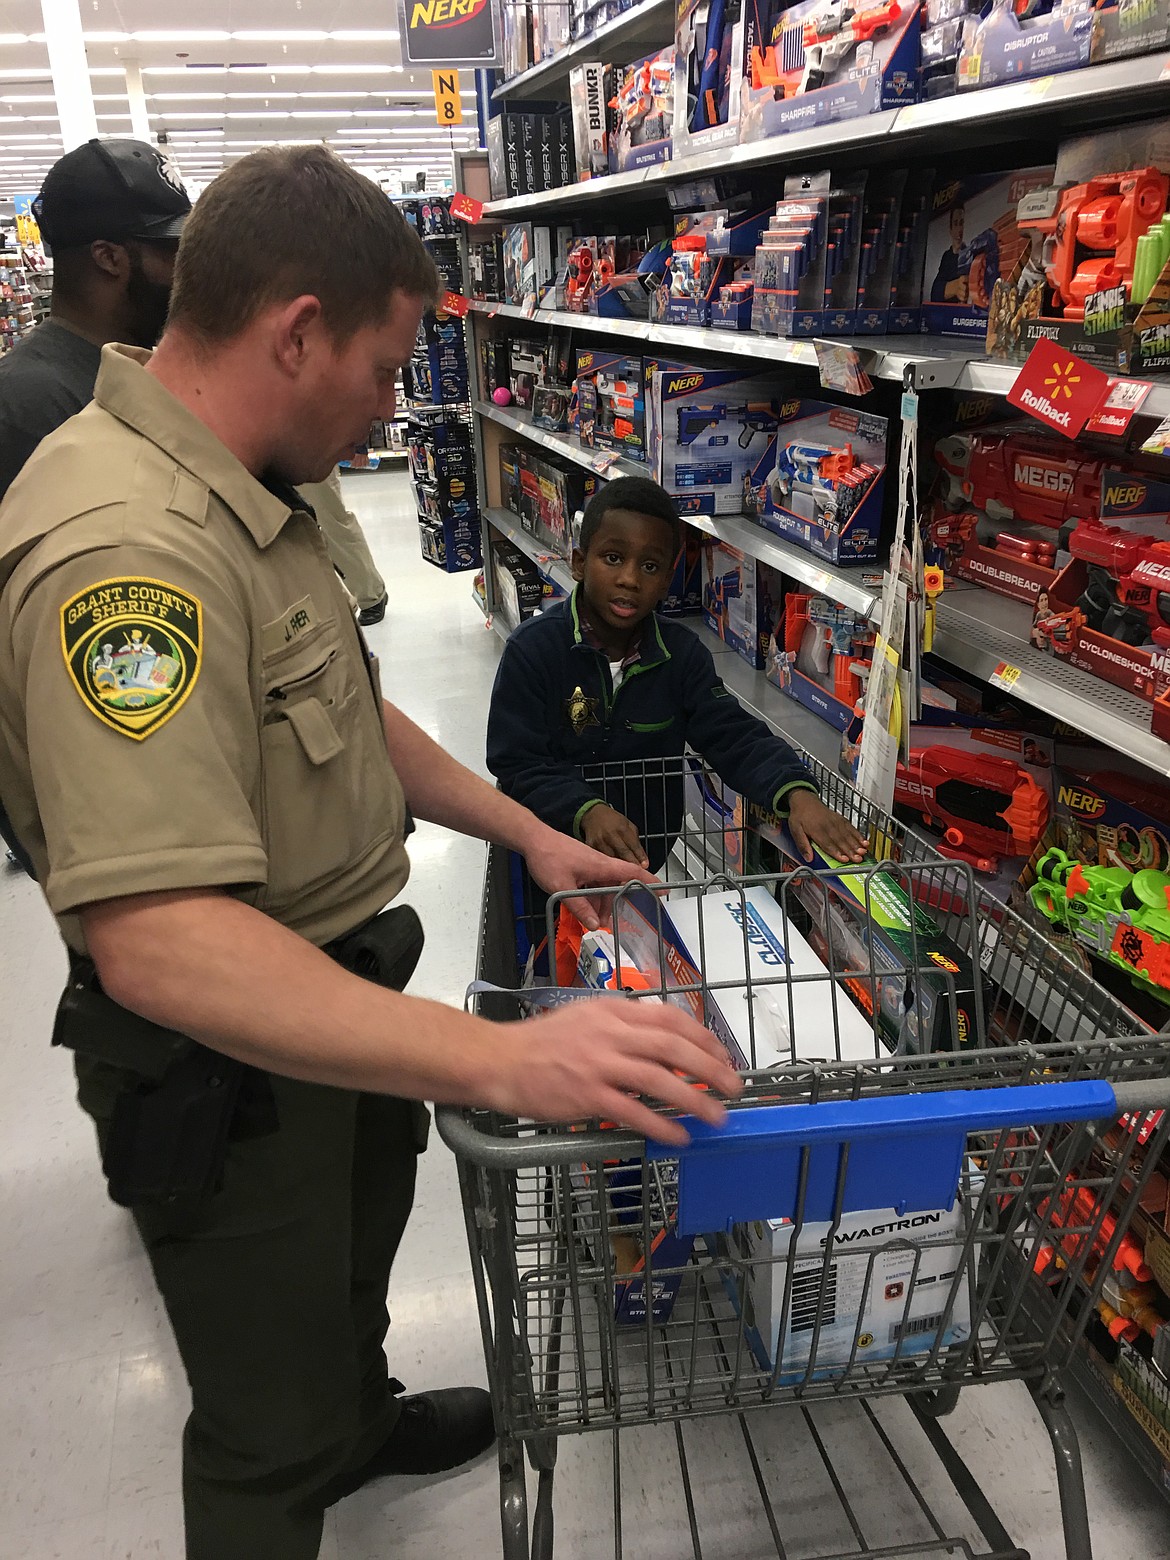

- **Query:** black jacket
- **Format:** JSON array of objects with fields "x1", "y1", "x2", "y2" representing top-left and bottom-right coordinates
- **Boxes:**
[{"x1": 487, "y1": 589, "x2": 816, "y2": 869}]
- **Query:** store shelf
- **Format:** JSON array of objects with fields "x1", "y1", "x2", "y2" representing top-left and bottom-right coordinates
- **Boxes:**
[
  {"x1": 691, "y1": 619, "x2": 844, "y2": 771},
  {"x1": 933, "y1": 584, "x2": 1170, "y2": 777},
  {"x1": 484, "y1": 52, "x2": 1170, "y2": 218},
  {"x1": 484, "y1": 505, "x2": 576, "y2": 592},
  {"x1": 470, "y1": 299, "x2": 1170, "y2": 415},
  {"x1": 688, "y1": 511, "x2": 883, "y2": 618},
  {"x1": 492, "y1": 0, "x2": 672, "y2": 102},
  {"x1": 473, "y1": 395, "x2": 646, "y2": 479}
]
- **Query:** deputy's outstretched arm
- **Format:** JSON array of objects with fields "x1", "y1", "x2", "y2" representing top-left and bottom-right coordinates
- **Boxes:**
[{"x1": 80, "y1": 887, "x2": 740, "y2": 1147}]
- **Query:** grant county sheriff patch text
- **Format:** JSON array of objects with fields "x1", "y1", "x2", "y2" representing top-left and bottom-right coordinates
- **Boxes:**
[{"x1": 60, "y1": 576, "x2": 203, "y2": 740}]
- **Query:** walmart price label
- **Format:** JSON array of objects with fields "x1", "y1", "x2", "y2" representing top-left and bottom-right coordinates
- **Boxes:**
[{"x1": 989, "y1": 661, "x2": 1022, "y2": 692}]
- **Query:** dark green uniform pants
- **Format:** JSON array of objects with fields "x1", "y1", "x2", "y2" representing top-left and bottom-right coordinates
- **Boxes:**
[{"x1": 78, "y1": 1060, "x2": 426, "y2": 1560}]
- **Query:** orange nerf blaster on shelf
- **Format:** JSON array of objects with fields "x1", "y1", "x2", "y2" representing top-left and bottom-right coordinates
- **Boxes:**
[
  {"x1": 1016, "y1": 166, "x2": 1169, "y2": 321},
  {"x1": 750, "y1": 0, "x2": 902, "y2": 97},
  {"x1": 1032, "y1": 1183, "x2": 1153, "y2": 1285}
]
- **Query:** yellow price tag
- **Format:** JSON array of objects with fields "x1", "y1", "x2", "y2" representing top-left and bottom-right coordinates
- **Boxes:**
[
  {"x1": 432, "y1": 70, "x2": 463, "y2": 126},
  {"x1": 989, "y1": 661, "x2": 1022, "y2": 692}
]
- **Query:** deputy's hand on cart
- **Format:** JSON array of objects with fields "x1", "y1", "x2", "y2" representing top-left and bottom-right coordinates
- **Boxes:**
[
  {"x1": 508, "y1": 1000, "x2": 742, "y2": 1146},
  {"x1": 523, "y1": 822, "x2": 657, "y2": 930},
  {"x1": 581, "y1": 803, "x2": 649, "y2": 869},
  {"x1": 787, "y1": 791, "x2": 869, "y2": 865}
]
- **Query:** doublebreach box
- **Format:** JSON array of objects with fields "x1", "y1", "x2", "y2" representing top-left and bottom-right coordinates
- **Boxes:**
[
  {"x1": 749, "y1": 398, "x2": 890, "y2": 566},
  {"x1": 700, "y1": 538, "x2": 783, "y2": 671},
  {"x1": 646, "y1": 359, "x2": 780, "y2": 517},
  {"x1": 738, "y1": 0, "x2": 920, "y2": 147},
  {"x1": 921, "y1": 167, "x2": 1055, "y2": 340},
  {"x1": 727, "y1": 1199, "x2": 971, "y2": 1380}
]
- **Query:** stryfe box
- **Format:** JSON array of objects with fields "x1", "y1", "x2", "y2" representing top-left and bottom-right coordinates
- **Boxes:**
[
  {"x1": 727, "y1": 1199, "x2": 972, "y2": 1380},
  {"x1": 646, "y1": 358, "x2": 779, "y2": 517},
  {"x1": 576, "y1": 349, "x2": 646, "y2": 460}
]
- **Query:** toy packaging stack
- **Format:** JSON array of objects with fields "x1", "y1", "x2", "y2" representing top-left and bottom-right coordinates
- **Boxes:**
[
  {"x1": 752, "y1": 171, "x2": 869, "y2": 338},
  {"x1": 920, "y1": 167, "x2": 1055, "y2": 339},
  {"x1": 748, "y1": 397, "x2": 889, "y2": 564},
  {"x1": 986, "y1": 119, "x2": 1170, "y2": 374},
  {"x1": 646, "y1": 359, "x2": 780, "y2": 515},
  {"x1": 569, "y1": 63, "x2": 612, "y2": 180},
  {"x1": 505, "y1": 444, "x2": 599, "y2": 559},
  {"x1": 700, "y1": 538, "x2": 784, "y2": 669},
  {"x1": 737, "y1": 0, "x2": 920, "y2": 146},
  {"x1": 767, "y1": 585, "x2": 877, "y2": 732},
  {"x1": 662, "y1": 204, "x2": 771, "y2": 328},
  {"x1": 955, "y1": 0, "x2": 1170, "y2": 95},
  {"x1": 486, "y1": 111, "x2": 576, "y2": 199},
  {"x1": 608, "y1": 47, "x2": 676, "y2": 173},
  {"x1": 576, "y1": 349, "x2": 646, "y2": 459},
  {"x1": 502, "y1": 223, "x2": 556, "y2": 312}
]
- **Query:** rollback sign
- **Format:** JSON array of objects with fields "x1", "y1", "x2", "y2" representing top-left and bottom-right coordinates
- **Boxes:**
[{"x1": 397, "y1": 0, "x2": 502, "y2": 67}]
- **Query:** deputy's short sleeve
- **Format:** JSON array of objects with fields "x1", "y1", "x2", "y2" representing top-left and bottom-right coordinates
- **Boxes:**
[{"x1": 8, "y1": 544, "x2": 267, "y2": 914}]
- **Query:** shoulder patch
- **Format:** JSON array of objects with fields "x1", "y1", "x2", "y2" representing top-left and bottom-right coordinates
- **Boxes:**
[{"x1": 60, "y1": 577, "x2": 203, "y2": 740}]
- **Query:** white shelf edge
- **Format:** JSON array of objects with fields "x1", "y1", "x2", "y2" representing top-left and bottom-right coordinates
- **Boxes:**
[
  {"x1": 484, "y1": 505, "x2": 575, "y2": 591},
  {"x1": 483, "y1": 52, "x2": 1170, "y2": 218},
  {"x1": 492, "y1": 0, "x2": 672, "y2": 102},
  {"x1": 468, "y1": 300, "x2": 1170, "y2": 419},
  {"x1": 473, "y1": 395, "x2": 646, "y2": 480},
  {"x1": 933, "y1": 589, "x2": 1170, "y2": 778}
]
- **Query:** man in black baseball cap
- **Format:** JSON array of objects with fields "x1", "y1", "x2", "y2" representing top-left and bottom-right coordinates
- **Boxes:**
[{"x1": 0, "y1": 138, "x2": 192, "y2": 505}]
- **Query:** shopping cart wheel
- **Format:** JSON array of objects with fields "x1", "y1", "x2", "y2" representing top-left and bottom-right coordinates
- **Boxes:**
[
  {"x1": 915, "y1": 1384, "x2": 961, "y2": 1418},
  {"x1": 1029, "y1": 1382, "x2": 1093, "y2": 1560},
  {"x1": 498, "y1": 1435, "x2": 530, "y2": 1560},
  {"x1": 531, "y1": 1465, "x2": 554, "y2": 1560}
]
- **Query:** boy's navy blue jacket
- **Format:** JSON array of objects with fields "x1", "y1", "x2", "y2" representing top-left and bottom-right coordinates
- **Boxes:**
[{"x1": 487, "y1": 588, "x2": 816, "y2": 869}]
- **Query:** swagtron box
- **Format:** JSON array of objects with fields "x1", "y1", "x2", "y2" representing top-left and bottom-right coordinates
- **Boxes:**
[
  {"x1": 748, "y1": 398, "x2": 889, "y2": 565},
  {"x1": 700, "y1": 537, "x2": 784, "y2": 671},
  {"x1": 921, "y1": 167, "x2": 1055, "y2": 340},
  {"x1": 726, "y1": 1199, "x2": 971, "y2": 1381},
  {"x1": 737, "y1": 0, "x2": 920, "y2": 147},
  {"x1": 647, "y1": 359, "x2": 779, "y2": 516}
]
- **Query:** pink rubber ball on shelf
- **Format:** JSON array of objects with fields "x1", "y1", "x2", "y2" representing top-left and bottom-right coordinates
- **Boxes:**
[{"x1": 492, "y1": 386, "x2": 513, "y2": 406}]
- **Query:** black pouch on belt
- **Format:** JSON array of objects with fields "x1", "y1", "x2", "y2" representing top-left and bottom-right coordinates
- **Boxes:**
[
  {"x1": 324, "y1": 904, "x2": 429, "y2": 1150},
  {"x1": 52, "y1": 954, "x2": 271, "y2": 1209}
]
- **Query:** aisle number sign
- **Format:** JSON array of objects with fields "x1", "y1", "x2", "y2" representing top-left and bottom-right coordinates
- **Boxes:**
[{"x1": 432, "y1": 71, "x2": 463, "y2": 126}]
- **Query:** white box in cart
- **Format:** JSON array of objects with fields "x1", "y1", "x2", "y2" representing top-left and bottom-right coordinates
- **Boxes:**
[
  {"x1": 665, "y1": 886, "x2": 878, "y2": 1070},
  {"x1": 728, "y1": 1202, "x2": 972, "y2": 1381}
]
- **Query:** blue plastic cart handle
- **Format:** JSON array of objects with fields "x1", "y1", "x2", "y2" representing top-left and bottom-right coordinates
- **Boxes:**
[{"x1": 647, "y1": 1079, "x2": 1118, "y2": 1235}]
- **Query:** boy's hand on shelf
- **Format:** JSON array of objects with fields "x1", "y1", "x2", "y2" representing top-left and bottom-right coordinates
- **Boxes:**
[
  {"x1": 787, "y1": 790, "x2": 869, "y2": 865},
  {"x1": 523, "y1": 821, "x2": 656, "y2": 931},
  {"x1": 581, "y1": 804, "x2": 650, "y2": 869}
]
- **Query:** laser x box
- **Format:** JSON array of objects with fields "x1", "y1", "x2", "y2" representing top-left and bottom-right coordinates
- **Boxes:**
[
  {"x1": 727, "y1": 1199, "x2": 971, "y2": 1381},
  {"x1": 748, "y1": 398, "x2": 890, "y2": 565},
  {"x1": 646, "y1": 359, "x2": 780, "y2": 516}
]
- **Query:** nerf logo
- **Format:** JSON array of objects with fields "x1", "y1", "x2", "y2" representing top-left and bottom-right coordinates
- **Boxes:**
[
  {"x1": 956, "y1": 1009, "x2": 969, "y2": 1049},
  {"x1": 928, "y1": 951, "x2": 960, "y2": 975},
  {"x1": 578, "y1": 352, "x2": 594, "y2": 369},
  {"x1": 1058, "y1": 785, "x2": 1105, "y2": 818},
  {"x1": 780, "y1": 400, "x2": 801, "y2": 418},
  {"x1": 1014, "y1": 462, "x2": 1073, "y2": 495},
  {"x1": 410, "y1": 0, "x2": 487, "y2": 26},
  {"x1": 933, "y1": 182, "x2": 962, "y2": 212},
  {"x1": 667, "y1": 374, "x2": 705, "y2": 394},
  {"x1": 1104, "y1": 482, "x2": 1146, "y2": 509}
]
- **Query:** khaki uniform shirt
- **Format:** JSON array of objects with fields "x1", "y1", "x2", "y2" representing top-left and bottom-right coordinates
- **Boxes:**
[{"x1": 0, "y1": 344, "x2": 410, "y2": 953}]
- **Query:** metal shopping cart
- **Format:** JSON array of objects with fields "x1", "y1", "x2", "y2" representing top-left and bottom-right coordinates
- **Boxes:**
[{"x1": 438, "y1": 755, "x2": 1169, "y2": 1560}]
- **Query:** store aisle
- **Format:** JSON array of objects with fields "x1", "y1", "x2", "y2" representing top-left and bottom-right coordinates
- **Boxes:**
[{"x1": 0, "y1": 468, "x2": 1167, "y2": 1560}]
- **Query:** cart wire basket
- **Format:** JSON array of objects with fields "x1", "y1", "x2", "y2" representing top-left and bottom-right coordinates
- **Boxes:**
[{"x1": 438, "y1": 754, "x2": 1168, "y2": 1560}]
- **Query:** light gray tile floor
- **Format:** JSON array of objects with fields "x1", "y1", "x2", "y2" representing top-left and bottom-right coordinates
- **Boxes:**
[{"x1": 1, "y1": 468, "x2": 1167, "y2": 1559}]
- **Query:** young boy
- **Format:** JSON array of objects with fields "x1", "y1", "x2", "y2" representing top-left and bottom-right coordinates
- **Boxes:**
[{"x1": 487, "y1": 476, "x2": 867, "y2": 872}]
